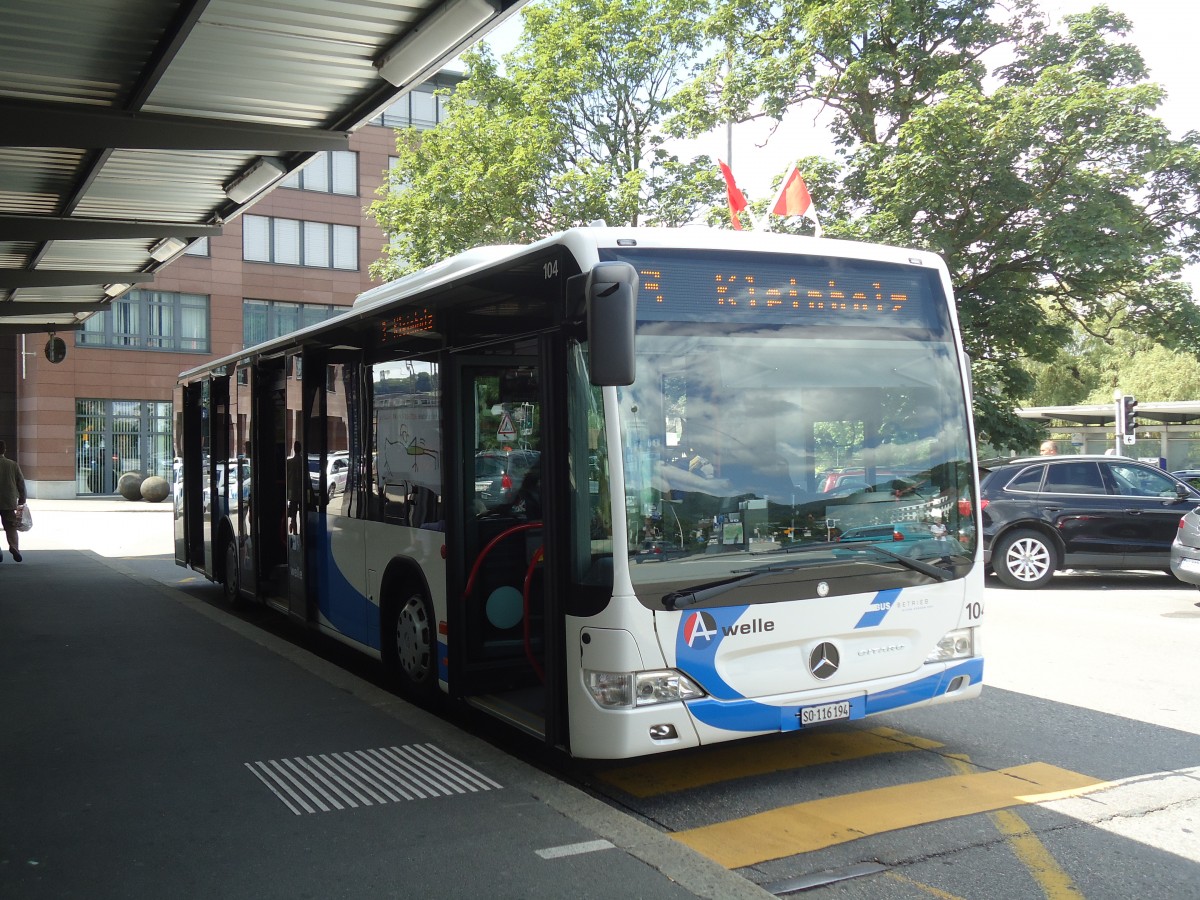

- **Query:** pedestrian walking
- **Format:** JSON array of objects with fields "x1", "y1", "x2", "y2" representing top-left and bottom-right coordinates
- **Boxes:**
[
  {"x1": 0, "y1": 439, "x2": 27, "y2": 562},
  {"x1": 286, "y1": 441, "x2": 305, "y2": 535}
]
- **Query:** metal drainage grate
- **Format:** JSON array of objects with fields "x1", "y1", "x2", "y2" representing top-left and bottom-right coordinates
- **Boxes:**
[{"x1": 246, "y1": 743, "x2": 502, "y2": 815}]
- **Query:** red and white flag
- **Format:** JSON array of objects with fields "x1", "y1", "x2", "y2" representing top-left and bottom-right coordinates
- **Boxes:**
[
  {"x1": 771, "y1": 165, "x2": 821, "y2": 235},
  {"x1": 718, "y1": 159, "x2": 749, "y2": 231}
]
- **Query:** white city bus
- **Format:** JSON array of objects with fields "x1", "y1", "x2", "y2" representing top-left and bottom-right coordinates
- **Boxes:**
[{"x1": 175, "y1": 226, "x2": 983, "y2": 759}]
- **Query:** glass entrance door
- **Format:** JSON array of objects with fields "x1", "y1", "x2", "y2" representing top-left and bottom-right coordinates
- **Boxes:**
[
  {"x1": 75, "y1": 399, "x2": 173, "y2": 495},
  {"x1": 458, "y1": 357, "x2": 548, "y2": 727}
]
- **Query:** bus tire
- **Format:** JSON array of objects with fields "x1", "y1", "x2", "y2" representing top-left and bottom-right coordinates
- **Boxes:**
[
  {"x1": 222, "y1": 536, "x2": 242, "y2": 604},
  {"x1": 385, "y1": 589, "x2": 437, "y2": 700},
  {"x1": 993, "y1": 529, "x2": 1057, "y2": 589}
]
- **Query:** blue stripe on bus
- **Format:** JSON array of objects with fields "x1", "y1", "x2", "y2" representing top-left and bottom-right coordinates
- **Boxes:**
[
  {"x1": 675, "y1": 605, "x2": 751, "y2": 701},
  {"x1": 683, "y1": 658, "x2": 984, "y2": 733},
  {"x1": 863, "y1": 657, "x2": 984, "y2": 714},
  {"x1": 311, "y1": 527, "x2": 374, "y2": 648},
  {"x1": 854, "y1": 588, "x2": 902, "y2": 629},
  {"x1": 311, "y1": 527, "x2": 448, "y2": 682}
]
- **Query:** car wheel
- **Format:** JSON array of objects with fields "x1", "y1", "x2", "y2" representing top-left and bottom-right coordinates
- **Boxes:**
[
  {"x1": 385, "y1": 590, "x2": 438, "y2": 699},
  {"x1": 222, "y1": 536, "x2": 241, "y2": 604},
  {"x1": 993, "y1": 529, "x2": 1057, "y2": 589}
]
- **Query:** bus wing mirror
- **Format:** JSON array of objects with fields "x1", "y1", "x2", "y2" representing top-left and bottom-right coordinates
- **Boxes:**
[{"x1": 586, "y1": 261, "x2": 638, "y2": 386}]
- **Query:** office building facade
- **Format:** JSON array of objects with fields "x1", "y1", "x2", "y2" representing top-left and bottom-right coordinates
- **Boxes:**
[{"x1": 6, "y1": 75, "x2": 460, "y2": 499}]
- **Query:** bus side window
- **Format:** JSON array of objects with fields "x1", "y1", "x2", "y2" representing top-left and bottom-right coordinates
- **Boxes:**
[{"x1": 368, "y1": 356, "x2": 442, "y2": 525}]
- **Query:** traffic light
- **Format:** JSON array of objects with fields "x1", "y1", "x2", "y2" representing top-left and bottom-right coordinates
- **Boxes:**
[{"x1": 1122, "y1": 395, "x2": 1138, "y2": 435}]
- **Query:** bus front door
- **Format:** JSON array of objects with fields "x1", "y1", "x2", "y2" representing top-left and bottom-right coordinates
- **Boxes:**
[{"x1": 457, "y1": 358, "x2": 548, "y2": 736}]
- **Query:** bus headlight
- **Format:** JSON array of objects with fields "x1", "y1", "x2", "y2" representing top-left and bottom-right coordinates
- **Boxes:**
[
  {"x1": 925, "y1": 628, "x2": 976, "y2": 663},
  {"x1": 585, "y1": 669, "x2": 706, "y2": 709}
]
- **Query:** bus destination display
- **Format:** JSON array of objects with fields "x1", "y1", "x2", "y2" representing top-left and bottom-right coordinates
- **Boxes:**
[
  {"x1": 601, "y1": 249, "x2": 948, "y2": 330},
  {"x1": 378, "y1": 307, "x2": 436, "y2": 345}
]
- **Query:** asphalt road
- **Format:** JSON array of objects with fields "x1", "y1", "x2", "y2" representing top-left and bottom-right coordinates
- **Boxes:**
[
  {"x1": 11, "y1": 502, "x2": 1200, "y2": 899},
  {"x1": 566, "y1": 571, "x2": 1200, "y2": 898}
]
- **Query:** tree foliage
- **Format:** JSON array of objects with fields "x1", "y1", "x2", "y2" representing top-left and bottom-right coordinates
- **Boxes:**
[
  {"x1": 670, "y1": 1, "x2": 1200, "y2": 451},
  {"x1": 369, "y1": 0, "x2": 716, "y2": 278},
  {"x1": 1025, "y1": 330, "x2": 1200, "y2": 407}
]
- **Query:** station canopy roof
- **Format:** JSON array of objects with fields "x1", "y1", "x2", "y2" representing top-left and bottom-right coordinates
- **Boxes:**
[
  {"x1": 1018, "y1": 402, "x2": 1200, "y2": 427},
  {"x1": 0, "y1": 0, "x2": 523, "y2": 335}
]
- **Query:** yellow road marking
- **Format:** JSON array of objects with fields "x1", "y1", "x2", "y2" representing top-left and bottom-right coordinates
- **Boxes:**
[
  {"x1": 992, "y1": 809, "x2": 1085, "y2": 898},
  {"x1": 885, "y1": 872, "x2": 968, "y2": 900},
  {"x1": 673, "y1": 762, "x2": 1108, "y2": 868},
  {"x1": 947, "y1": 757, "x2": 1084, "y2": 899},
  {"x1": 595, "y1": 727, "x2": 943, "y2": 797}
]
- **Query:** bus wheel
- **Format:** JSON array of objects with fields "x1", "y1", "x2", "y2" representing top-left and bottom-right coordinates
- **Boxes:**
[
  {"x1": 222, "y1": 537, "x2": 241, "y2": 604},
  {"x1": 993, "y1": 529, "x2": 1056, "y2": 589},
  {"x1": 386, "y1": 591, "x2": 437, "y2": 699}
]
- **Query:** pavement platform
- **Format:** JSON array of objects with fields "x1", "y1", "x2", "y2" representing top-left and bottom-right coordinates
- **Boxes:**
[{"x1": 1, "y1": 501, "x2": 772, "y2": 899}]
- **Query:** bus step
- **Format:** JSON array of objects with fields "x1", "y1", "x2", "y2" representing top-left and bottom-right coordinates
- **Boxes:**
[{"x1": 467, "y1": 690, "x2": 546, "y2": 739}]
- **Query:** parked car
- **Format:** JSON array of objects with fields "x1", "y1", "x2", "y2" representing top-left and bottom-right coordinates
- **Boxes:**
[
  {"x1": 1170, "y1": 469, "x2": 1200, "y2": 490},
  {"x1": 633, "y1": 539, "x2": 689, "y2": 562},
  {"x1": 980, "y1": 455, "x2": 1200, "y2": 588},
  {"x1": 474, "y1": 449, "x2": 540, "y2": 510},
  {"x1": 835, "y1": 521, "x2": 932, "y2": 543},
  {"x1": 819, "y1": 467, "x2": 916, "y2": 493},
  {"x1": 308, "y1": 451, "x2": 349, "y2": 501},
  {"x1": 203, "y1": 460, "x2": 251, "y2": 512},
  {"x1": 1170, "y1": 507, "x2": 1200, "y2": 588}
]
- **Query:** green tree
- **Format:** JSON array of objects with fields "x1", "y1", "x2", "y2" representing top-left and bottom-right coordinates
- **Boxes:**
[
  {"x1": 1025, "y1": 330, "x2": 1200, "y2": 407},
  {"x1": 370, "y1": 0, "x2": 716, "y2": 278},
  {"x1": 671, "y1": 2, "x2": 1200, "y2": 451}
]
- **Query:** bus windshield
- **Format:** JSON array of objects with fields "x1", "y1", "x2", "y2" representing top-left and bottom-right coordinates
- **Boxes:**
[{"x1": 607, "y1": 250, "x2": 975, "y2": 592}]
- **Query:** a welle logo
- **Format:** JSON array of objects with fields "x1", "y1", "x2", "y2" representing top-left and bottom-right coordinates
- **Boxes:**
[{"x1": 683, "y1": 611, "x2": 775, "y2": 647}]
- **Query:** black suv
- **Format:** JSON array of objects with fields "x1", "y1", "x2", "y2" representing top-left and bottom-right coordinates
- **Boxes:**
[{"x1": 981, "y1": 455, "x2": 1200, "y2": 588}]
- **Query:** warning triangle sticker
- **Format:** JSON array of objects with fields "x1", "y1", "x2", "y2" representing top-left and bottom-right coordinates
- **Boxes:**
[{"x1": 497, "y1": 412, "x2": 516, "y2": 439}]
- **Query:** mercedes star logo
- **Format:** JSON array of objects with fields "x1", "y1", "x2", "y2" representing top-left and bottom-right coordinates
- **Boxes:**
[{"x1": 809, "y1": 642, "x2": 840, "y2": 679}]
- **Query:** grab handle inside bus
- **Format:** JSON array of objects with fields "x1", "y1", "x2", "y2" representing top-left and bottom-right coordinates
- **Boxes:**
[{"x1": 586, "y1": 261, "x2": 637, "y2": 386}]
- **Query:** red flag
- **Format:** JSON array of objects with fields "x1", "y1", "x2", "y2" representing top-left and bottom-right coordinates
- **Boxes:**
[
  {"x1": 771, "y1": 166, "x2": 813, "y2": 218},
  {"x1": 718, "y1": 160, "x2": 748, "y2": 230}
]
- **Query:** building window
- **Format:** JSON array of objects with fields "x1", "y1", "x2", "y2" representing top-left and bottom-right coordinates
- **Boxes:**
[
  {"x1": 373, "y1": 85, "x2": 454, "y2": 129},
  {"x1": 243, "y1": 299, "x2": 344, "y2": 347},
  {"x1": 76, "y1": 399, "x2": 173, "y2": 495},
  {"x1": 279, "y1": 150, "x2": 358, "y2": 196},
  {"x1": 243, "y1": 215, "x2": 358, "y2": 270},
  {"x1": 184, "y1": 237, "x2": 209, "y2": 256},
  {"x1": 77, "y1": 290, "x2": 209, "y2": 352}
]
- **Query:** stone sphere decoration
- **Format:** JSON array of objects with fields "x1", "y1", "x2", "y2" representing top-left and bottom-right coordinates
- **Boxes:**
[
  {"x1": 118, "y1": 471, "x2": 146, "y2": 501},
  {"x1": 140, "y1": 475, "x2": 170, "y2": 503}
]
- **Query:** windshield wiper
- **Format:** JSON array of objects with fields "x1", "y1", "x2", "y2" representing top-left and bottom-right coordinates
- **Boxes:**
[
  {"x1": 661, "y1": 561, "x2": 830, "y2": 610},
  {"x1": 840, "y1": 543, "x2": 954, "y2": 582},
  {"x1": 660, "y1": 545, "x2": 955, "y2": 610}
]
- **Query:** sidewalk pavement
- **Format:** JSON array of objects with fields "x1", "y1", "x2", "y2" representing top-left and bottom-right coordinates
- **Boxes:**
[
  {"x1": 13, "y1": 497, "x2": 174, "y2": 559},
  {"x1": 0, "y1": 502, "x2": 772, "y2": 899}
]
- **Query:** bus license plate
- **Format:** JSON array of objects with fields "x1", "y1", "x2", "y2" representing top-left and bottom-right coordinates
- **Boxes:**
[{"x1": 799, "y1": 701, "x2": 851, "y2": 726}]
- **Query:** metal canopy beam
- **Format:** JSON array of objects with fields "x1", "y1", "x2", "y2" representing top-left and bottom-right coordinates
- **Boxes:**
[
  {"x1": 0, "y1": 100, "x2": 351, "y2": 152},
  {"x1": 0, "y1": 271, "x2": 154, "y2": 289},
  {"x1": 0, "y1": 322, "x2": 85, "y2": 335},
  {"x1": 1018, "y1": 402, "x2": 1200, "y2": 428},
  {"x1": 0, "y1": 302, "x2": 109, "y2": 316},
  {"x1": 0, "y1": 215, "x2": 222, "y2": 242}
]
